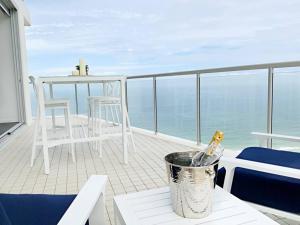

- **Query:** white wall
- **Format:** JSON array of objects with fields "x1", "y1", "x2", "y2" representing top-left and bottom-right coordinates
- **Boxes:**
[
  {"x1": 0, "y1": 12, "x2": 19, "y2": 123},
  {"x1": 0, "y1": 0, "x2": 32, "y2": 125},
  {"x1": 10, "y1": 0, "x2": 32, "y2": 124},
  {"x1": 17, "y1": 11, "x2": 32, "y2": 124}
]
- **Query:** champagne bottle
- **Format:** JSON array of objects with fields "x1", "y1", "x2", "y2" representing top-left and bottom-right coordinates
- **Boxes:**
[{"x1": 190, "y1": 130, "x2": 224, "y2": 166}]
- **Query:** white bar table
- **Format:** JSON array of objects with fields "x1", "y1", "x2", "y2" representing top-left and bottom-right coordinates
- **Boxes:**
[
  {"x1": 37, "y1": 75, "x2": 128, "y2": 174},
  {"x1": 113, "y1": 186, "x2": 279, "y2": 225}
]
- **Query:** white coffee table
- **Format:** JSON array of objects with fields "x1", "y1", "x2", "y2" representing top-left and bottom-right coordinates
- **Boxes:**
[{"x1": 113, "y1": 186, "x2": 279, "y2": 225}]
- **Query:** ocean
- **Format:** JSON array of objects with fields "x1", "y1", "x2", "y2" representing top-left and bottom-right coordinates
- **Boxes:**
[{"x1": 31, "y1": 69, "x2": 300, "y2": 151}]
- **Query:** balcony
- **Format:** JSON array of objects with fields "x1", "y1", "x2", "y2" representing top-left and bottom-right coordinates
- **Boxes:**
[{"x1": 2, "y1": 61, "x2": 300, "y2": 225}]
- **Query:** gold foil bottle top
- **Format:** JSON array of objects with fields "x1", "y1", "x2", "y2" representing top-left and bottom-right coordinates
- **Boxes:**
[
  {"x1": 210, "y1": 130, "x2": 224, "y2": 144},
  {"x1": 206, "y1": 130, "x2": 224, "y2": 156}
]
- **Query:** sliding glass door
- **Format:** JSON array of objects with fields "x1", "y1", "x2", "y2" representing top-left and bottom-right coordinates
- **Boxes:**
[{"x1": 0, "y1": 5, "x2": 24, "y2": 138}]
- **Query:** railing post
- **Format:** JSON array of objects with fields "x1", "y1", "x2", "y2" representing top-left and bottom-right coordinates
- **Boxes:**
[
  {"x1": 267, "y1": 67, "x2": 274, "y2": 148},
  {"x1": 196, "y1": 74, "x2": 201, "y2": 145},
  {"x1": 49, "y1": 83, "x2": 56, "y2": 128},
  {"x1": 87, "y1": 83, "x2": 91, "y2": 96},
  {"x1": 125, "y1": 79, "x2": 128, "y2": 110},
  {"x1": 74, "y1": 83, "x2": 79, "y2": 115},
  {"x1": 87, "y1": 83, "x2": 91, "y2": 116},
  {"x1": 153, "y1": 77, "x2": 158, "y2": 134}
]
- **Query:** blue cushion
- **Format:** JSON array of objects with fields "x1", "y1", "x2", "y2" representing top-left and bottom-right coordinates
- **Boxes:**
[
  {"x1": 0, "y1": 201, "x2": 12, "y2": 225},
  {"x1": 217, "y1": 147, "x2": 300, "y2": 214},
  {"x1": 0, "y1": 194, "x2": 76, "y2": 225}
]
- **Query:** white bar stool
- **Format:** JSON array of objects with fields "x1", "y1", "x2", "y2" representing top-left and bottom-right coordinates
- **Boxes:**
[
  {"x1": 87, "y1": 81, "x2": 135, "y2": 156},
  {"x1": 29, "y1": 76, "x2": 75, "y2": 167}
]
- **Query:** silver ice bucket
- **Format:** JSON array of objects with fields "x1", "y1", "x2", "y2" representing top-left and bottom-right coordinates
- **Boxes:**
[{"x1": 165, "y1": 151, "x2": 218, "y2": 219}]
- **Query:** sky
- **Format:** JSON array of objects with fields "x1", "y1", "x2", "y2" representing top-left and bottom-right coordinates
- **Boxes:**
[{"x1": 25, "y1": 0, "x2": 300, "y2": 76}]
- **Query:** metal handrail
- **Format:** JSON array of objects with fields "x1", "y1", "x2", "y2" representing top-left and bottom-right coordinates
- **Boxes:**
[{"x1": 127, "y1": 60, "x2": 300, "y2": 79}]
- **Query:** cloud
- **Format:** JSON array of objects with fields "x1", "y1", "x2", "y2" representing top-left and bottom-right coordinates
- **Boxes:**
[
  {"x1": 25, "y1": 0, "x2": 300, "y2": 75},
  {"x1": 29, "y1": 62, "x2": 188, "y2": 77},
  {"x1": 26, "y1": 39, "x2": 49, "y2": 51}
]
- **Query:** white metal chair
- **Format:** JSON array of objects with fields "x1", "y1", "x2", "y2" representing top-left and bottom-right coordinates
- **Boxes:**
[
  {"x1": 87, "y1": 81, "x2": 135, "y2": 156},
  {"x1": 29, "y1": 76, "x2": 75, "y2": 166},
  {"x1": 88, "y1": 82, "x2": 120, "y2": 126}
]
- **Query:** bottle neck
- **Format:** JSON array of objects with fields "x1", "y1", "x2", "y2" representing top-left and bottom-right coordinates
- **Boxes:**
[{"x1": 206, "y1": 141, "x2": 220, "y2": 156}]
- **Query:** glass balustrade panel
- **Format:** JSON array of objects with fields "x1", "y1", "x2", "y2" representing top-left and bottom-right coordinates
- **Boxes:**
[
  {"x1": 157, "y1": 75, "x2": 196, "y2": 140},
  {"x1": 200, "y1": 70, "x2": 268, "y2": 150},
  {"x1": 127, "y1": 78, "x2": 154, "y2": 131},
  {"x1": 273, "y1": 67, "x2": 300, "y2": 151}
]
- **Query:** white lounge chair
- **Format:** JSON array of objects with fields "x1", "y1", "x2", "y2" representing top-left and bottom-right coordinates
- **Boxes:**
[
  {"x1": 219, "y1": 132, "x2": 300, "y2": 222},
  {"x1": 0, "y1": 175, "x2": 107, "y2": 225}
]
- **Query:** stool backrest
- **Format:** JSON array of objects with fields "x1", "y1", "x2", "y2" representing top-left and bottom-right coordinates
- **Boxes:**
[
  {"x1": 29, "y1": 76, "x2": 41, "y2": 115},
  {"x1": 29, "y1": 76, "x2": 39, "y2": 101},
  {"x1": 103, "y1": 81, "x2": 120, "y2": 97}
]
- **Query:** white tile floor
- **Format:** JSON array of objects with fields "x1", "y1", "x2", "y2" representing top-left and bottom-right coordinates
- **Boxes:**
[{"x1": 0, "y1": 119, "x2": 298, "y2": 225}]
